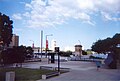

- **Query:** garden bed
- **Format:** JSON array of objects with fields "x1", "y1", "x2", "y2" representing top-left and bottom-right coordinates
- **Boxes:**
[{"x1": 0, "y1": 67, "x2": 55, "y2": 81}]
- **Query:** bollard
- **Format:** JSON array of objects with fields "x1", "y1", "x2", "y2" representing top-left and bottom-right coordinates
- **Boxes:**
[
  {"x1": 6, "y1": 71, "x2": 15, "y2": 81},
  {"x1": 42, "y1": 75, "x2": 46, "y2": 79}
]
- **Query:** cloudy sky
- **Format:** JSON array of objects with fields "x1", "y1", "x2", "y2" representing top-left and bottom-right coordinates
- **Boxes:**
[{"x1": 0, "y1": 0, "x2": 120, "y2": 51}]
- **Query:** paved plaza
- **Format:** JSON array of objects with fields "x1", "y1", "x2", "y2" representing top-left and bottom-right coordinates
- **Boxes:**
[{"x1": 22, "y1": 58, "x2": 120, "y2": 81}]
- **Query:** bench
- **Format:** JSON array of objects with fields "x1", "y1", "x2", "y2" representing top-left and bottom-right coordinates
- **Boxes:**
[
  {"x1": 40, "y1": 66, "x2": 56, "y2": 70},
  {"x1": 42, "y1": 72, "x2": 59, "y2": 79}
]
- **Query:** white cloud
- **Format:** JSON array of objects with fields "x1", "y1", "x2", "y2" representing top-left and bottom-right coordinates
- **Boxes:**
[
  {"x1": 23, "y1": 12, "x2": 30, "y2": 17},
  {"x1": 77, "y1": 0, "x2": 97, "y2": 11},
  {"x1": 102, "y1": 12, "x2": 120, "y2": 21},
  {"x1": 12, "y1": 13, "x2": 22, "y2": 20},
  {"x1": 97, "y1": 0, "x2": 120, "y2": 13},
  {"x1": 15, "y1": 0, "x2": 120, "y2": 28},
  {"x1": 23, "y1": 0, "x2": 96, "y2": 28},
  {"x1": 25, "y1": 3, "x2": 33, "y2": 10}
]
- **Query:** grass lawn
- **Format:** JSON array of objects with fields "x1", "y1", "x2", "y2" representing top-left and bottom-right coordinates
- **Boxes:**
[{"x1": 0, "y1": 67, "x2": 55, "y2": 81}]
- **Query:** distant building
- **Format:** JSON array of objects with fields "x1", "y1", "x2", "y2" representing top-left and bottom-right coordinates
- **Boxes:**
[
  {"x1": 51, "y1": 39, "x2": 56, "y2": 52},
  {"x1": 32, "y1": 47, "x2": 45, "y2": 53},
  {"x1": 73, "y1": 45, "x2": 82, "y2": 56},
  {"x1": 33, "y1": 47, "x2": 40, "y2": 53},
  {"x1": 9, "y1": 34, "x2": 19, "y2": 47}
]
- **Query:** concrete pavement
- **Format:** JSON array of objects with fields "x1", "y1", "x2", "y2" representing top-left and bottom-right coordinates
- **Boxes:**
[{"x1": 22, "y1": 58, "x2": 120, "y2": 81}]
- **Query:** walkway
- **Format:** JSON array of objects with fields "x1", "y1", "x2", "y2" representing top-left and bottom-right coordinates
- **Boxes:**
[{"x1": 22, "y1": 59, "x2": 120, "y2": 81}]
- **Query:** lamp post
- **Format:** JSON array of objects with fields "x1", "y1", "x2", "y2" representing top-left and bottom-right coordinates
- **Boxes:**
[
  {"x1": 30, "y1": 40, "x2": 35, "y2": 57},
  {"x1": 45, "y1": 34, "x2": 53, "y2": 58},
  {"x1": 30, "y1": 40, "x2": 34, "y2": 48}
]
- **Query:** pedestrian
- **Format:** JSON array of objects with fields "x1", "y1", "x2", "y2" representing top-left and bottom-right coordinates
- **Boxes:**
[{"x1": 96, "y1": 61, "x2": 101, "y2": 71}]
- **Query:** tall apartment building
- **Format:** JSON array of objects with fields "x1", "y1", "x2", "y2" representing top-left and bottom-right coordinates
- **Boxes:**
[{"x1": 9, "y1": 34, "x2": 19, "y2": 47}]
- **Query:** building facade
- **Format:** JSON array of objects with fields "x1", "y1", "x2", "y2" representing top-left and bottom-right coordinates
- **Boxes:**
[
  {"x1": 74, "y1": 45, "x2": 82, "y2": 56},
  {"x1": 9, "y1": 34, "x2": 19, "y2": 47}
]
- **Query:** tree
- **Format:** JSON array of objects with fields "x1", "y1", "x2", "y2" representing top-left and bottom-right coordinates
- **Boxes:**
[
  {"x1": 91, "y1": 33, "x2": 120, "y2": 69},
  {"x1": 82, "y1": 50, "x2": 87, "y2": 55},
  {"x1": 112, "y1": 33, "x2": 120, "y2": 64},
  {"x1": 91, "y1": 33, "x2": 120, "y2": 53},
  {"x1": 26, "y1": 46, "x2": 34, "y2": 59},
  {"x1": 59, "y1": 51, "x2": 72, "y2": 57},
  {"x1": 91, "y1": 39, "x2": 105, "y2": 53},
  {"x1": 112, "y1": 33, "x2": 120, "y2": 46},
  {"x1": 91, "y1": 38, "x2": 113, "y2": 53},
  {"x1": 0, "y1": 12, "x2": 13, "y2": 49},
  {"x1": 1, "y1": 46, "x2": 26, "y2": 65},
  {"x1": 13, "y1": 46, "x2": 26, "y2": 63}
]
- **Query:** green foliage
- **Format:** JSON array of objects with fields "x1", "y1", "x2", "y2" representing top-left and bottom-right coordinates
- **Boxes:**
[
  {"x1": 0, "y1": 12, "x2": 13, "y2": 65},
  {"x1": 0, "y1": 12, "x2": 13, "y2": 47},
  {"x1": 82, "y1": 50, "x2": 87, "y2": 55},
  {"x1": 26, "y1": 46, "x2": 33, "y2": 54},
  {"x1": 91, "y1": 33, "x2": 120, "y2": 53},
  {"x1": 112, "y1": 33, "x2": 120, "y2": 46},
  {"x1": 26, "y1": 46, "x2": 34, "y2": 59},
  {"x1": 1, "y1": 46, "x2": 26, "y2": 64},
  {"x1": 59, "y1": 51, "x2": 72, "y2": 57},
  {"x1": 86, "y1": 50, "x2": 93, "y2": 54},
  {"x1": 0, "y1": 46, "x2": 33, "y2": 65}
]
